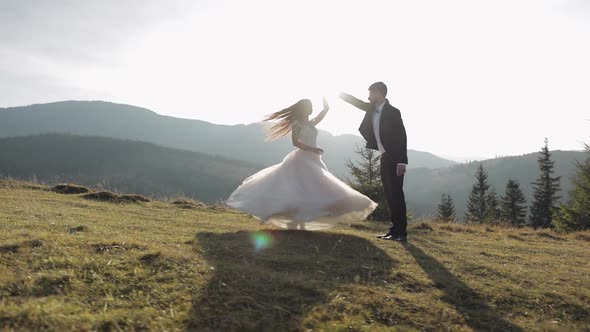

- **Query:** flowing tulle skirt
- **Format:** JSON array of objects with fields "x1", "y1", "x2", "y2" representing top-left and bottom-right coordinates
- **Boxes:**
[{"x1": 226, "y1": 149, "x2": 377, "y2": 230}]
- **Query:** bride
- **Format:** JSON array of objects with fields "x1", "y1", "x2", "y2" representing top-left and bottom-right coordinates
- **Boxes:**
[{"x1": 226, "y1": 98, "x2": 377, "y2": 230}]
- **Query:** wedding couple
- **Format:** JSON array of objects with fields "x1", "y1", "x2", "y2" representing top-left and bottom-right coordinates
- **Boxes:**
[{"x1": 227, "y1": 82, "x2": 408, "y2": 241}]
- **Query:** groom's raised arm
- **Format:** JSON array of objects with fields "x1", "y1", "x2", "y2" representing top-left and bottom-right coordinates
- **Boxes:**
[{"x1": 339, "y1": 92, "x2": 371, "y2": 112}]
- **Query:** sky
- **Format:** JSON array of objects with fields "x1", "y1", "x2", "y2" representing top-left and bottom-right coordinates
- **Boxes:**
[{"x1": 1, "y1": 0, "x2": 589, "y2": 161}]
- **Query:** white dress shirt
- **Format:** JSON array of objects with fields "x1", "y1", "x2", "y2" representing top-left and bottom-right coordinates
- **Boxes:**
[
  {"x1": 373, "y1": 101, "x2": 406, "y2": 166},
  {"x1": 372, "y1": 101, "x2": 386, "y2": 154}
]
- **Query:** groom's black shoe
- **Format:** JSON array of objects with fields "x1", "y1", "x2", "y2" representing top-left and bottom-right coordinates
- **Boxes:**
[{"x1": 376, "y1": 232, "x2": 393, "y2": 239}]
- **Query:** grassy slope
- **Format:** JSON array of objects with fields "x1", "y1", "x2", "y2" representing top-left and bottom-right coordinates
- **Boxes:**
[{"x1": 0, "y1": 180, "x2": 588, "y2": 331}]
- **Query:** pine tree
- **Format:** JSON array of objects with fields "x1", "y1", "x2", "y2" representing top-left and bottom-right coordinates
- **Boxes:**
[
  {"x1": 345, "y1": 145, "x2": 388, "y2": 221},
  {"x1": 465, "y1": 163, "x2": 490, "y2": 223},
  {"x1": 554, "y1": 144, "x2": 590, "y2": 232},
  {"x1": 529, "y1": 138, "x2": 561, "y2": 228},
  {"x1": 485, "y1": 187, "x2": 501, "y2": 221},
  {"x1": 500, "y1": 179, "x2": 527, "y2": 226},
  {"x1": 345, "y1": 145, "x2": 380, "y2": 188},
  {"x1": 437, "y1": 193, "x2": 456, "y2": 222}
]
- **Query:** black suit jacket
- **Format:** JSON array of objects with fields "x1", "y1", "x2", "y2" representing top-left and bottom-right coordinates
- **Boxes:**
[{"x1": 341, "y1": 94, "x2": 408, "y2": 165}]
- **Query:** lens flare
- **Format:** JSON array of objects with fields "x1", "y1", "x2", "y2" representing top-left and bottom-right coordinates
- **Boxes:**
[{"x1": 250, "y1": 231, "x2": 273, "y2": 251}]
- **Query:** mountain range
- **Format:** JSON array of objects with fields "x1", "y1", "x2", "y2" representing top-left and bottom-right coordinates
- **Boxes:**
[
  {"x1": 0, "y1": 100, "x2": 586, "y2": 217},
  {"x1": 0, "y1": 101, "x2": 457, "y2": 177},
  {"x1": 0, "y1": 134, "x2": 260, "y2": 203}
]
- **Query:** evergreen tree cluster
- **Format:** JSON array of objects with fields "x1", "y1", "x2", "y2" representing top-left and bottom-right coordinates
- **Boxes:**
[
  {"x1": 461, "y1": 163, "x2": 527, "y2": 225},
  {"x1": 458, "y1": 138, "x2": 565, "y2": 228},
  {"x1": 554, "y1": 144, "x2": 590, "y2": 232},
  {"x1": 345, "y1": 138, "x2": 589, "y2": 233}
]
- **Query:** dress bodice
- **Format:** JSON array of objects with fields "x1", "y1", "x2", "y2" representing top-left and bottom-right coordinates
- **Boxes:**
[{"x1": 293, "y1": 120, "x2": 318, "y2": 148}]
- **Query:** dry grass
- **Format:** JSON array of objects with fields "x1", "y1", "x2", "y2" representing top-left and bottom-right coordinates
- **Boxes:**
[{"x1": 0, "y1": 179, "x2": 589, "y2": 331}]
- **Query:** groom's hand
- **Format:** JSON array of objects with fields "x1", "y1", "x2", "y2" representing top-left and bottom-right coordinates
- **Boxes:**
[{"x1": 396, "y1": 164, "x2": 407, "y2": 176}]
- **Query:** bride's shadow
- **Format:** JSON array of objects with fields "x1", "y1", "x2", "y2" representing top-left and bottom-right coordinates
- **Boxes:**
[{"x1": 185, "y1": 230, "x2": 396, "y2": 331}]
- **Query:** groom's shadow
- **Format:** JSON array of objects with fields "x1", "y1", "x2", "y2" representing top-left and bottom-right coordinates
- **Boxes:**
[
  {"x1": 402, "y1": 241, "x2": 524, "y2": 332},
  {"x1": 186, "y1": 230, "x2": 396, "y2": 331}
]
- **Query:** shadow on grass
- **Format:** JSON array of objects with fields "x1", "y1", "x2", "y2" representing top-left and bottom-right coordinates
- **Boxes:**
[
  {"x1": 402, "y1": 242, "x2": 524, "y2": 332},
  {"x1": 186, "y1": 230, "x2": 396, "y2": 331}
]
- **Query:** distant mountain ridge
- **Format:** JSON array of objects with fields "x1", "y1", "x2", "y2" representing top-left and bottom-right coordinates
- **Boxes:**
[
  {"x1": 1, "y1": 101, "x2": 586, "y2": 217},
  {"x1": 0, "y1": 134, "x2": 261, "y2": 203},
  {"x1": 0, "y1": 101, "x2": 458, "y2": 176},
  {"x1": 0, "y1": 134, "x2": 585, "y2": 217}
]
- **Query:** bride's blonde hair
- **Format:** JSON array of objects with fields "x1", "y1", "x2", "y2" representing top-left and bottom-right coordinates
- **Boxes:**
[{"x1": 264, "y1": 99, "x2": 311, "y2": 141}]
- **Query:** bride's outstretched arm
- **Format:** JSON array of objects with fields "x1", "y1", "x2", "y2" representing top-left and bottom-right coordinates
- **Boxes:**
[
  {"x1": 311, "y1": 97, "x2": 329, "y2": 125},
  {"x1": 338, "y1": 92, "x2": 371, "y2": 112}
]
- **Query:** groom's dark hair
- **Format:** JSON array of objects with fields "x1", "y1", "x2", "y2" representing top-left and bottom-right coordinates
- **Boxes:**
[{"x1": 369, "y1": 82, "x2": 387, "y2": 97}]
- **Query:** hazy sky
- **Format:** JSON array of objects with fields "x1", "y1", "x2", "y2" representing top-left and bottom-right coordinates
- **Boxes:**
[{"x1": 1, "y1": 0, "x2": 589, "y2": 160}]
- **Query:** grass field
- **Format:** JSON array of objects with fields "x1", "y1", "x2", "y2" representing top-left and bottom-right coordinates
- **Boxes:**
[{"x1": 1, "y1": 179, "x2": 589, "y2": 331}]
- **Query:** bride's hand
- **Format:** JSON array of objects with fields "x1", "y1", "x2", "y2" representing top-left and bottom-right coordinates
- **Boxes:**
[
  {"x1": 315, "y1": 148, "x2": 324, "y2": 155},
  {"x1": 322, "y1": 97, "x2": 329, "y2": 110}
]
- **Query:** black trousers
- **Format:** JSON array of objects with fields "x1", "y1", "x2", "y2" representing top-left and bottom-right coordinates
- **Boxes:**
[{"x1": 380, "y1": 152, "x2": 407, "y2": 237}]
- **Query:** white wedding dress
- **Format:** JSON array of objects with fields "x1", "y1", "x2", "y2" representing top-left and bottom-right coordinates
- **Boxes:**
[{"x1": 226, "y1": 120, "x2": 377, "y2": 230}]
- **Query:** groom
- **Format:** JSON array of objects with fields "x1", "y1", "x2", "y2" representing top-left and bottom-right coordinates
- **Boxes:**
[{"x1": 340, "y1": 82, "x2": 408, "y2": 241}]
